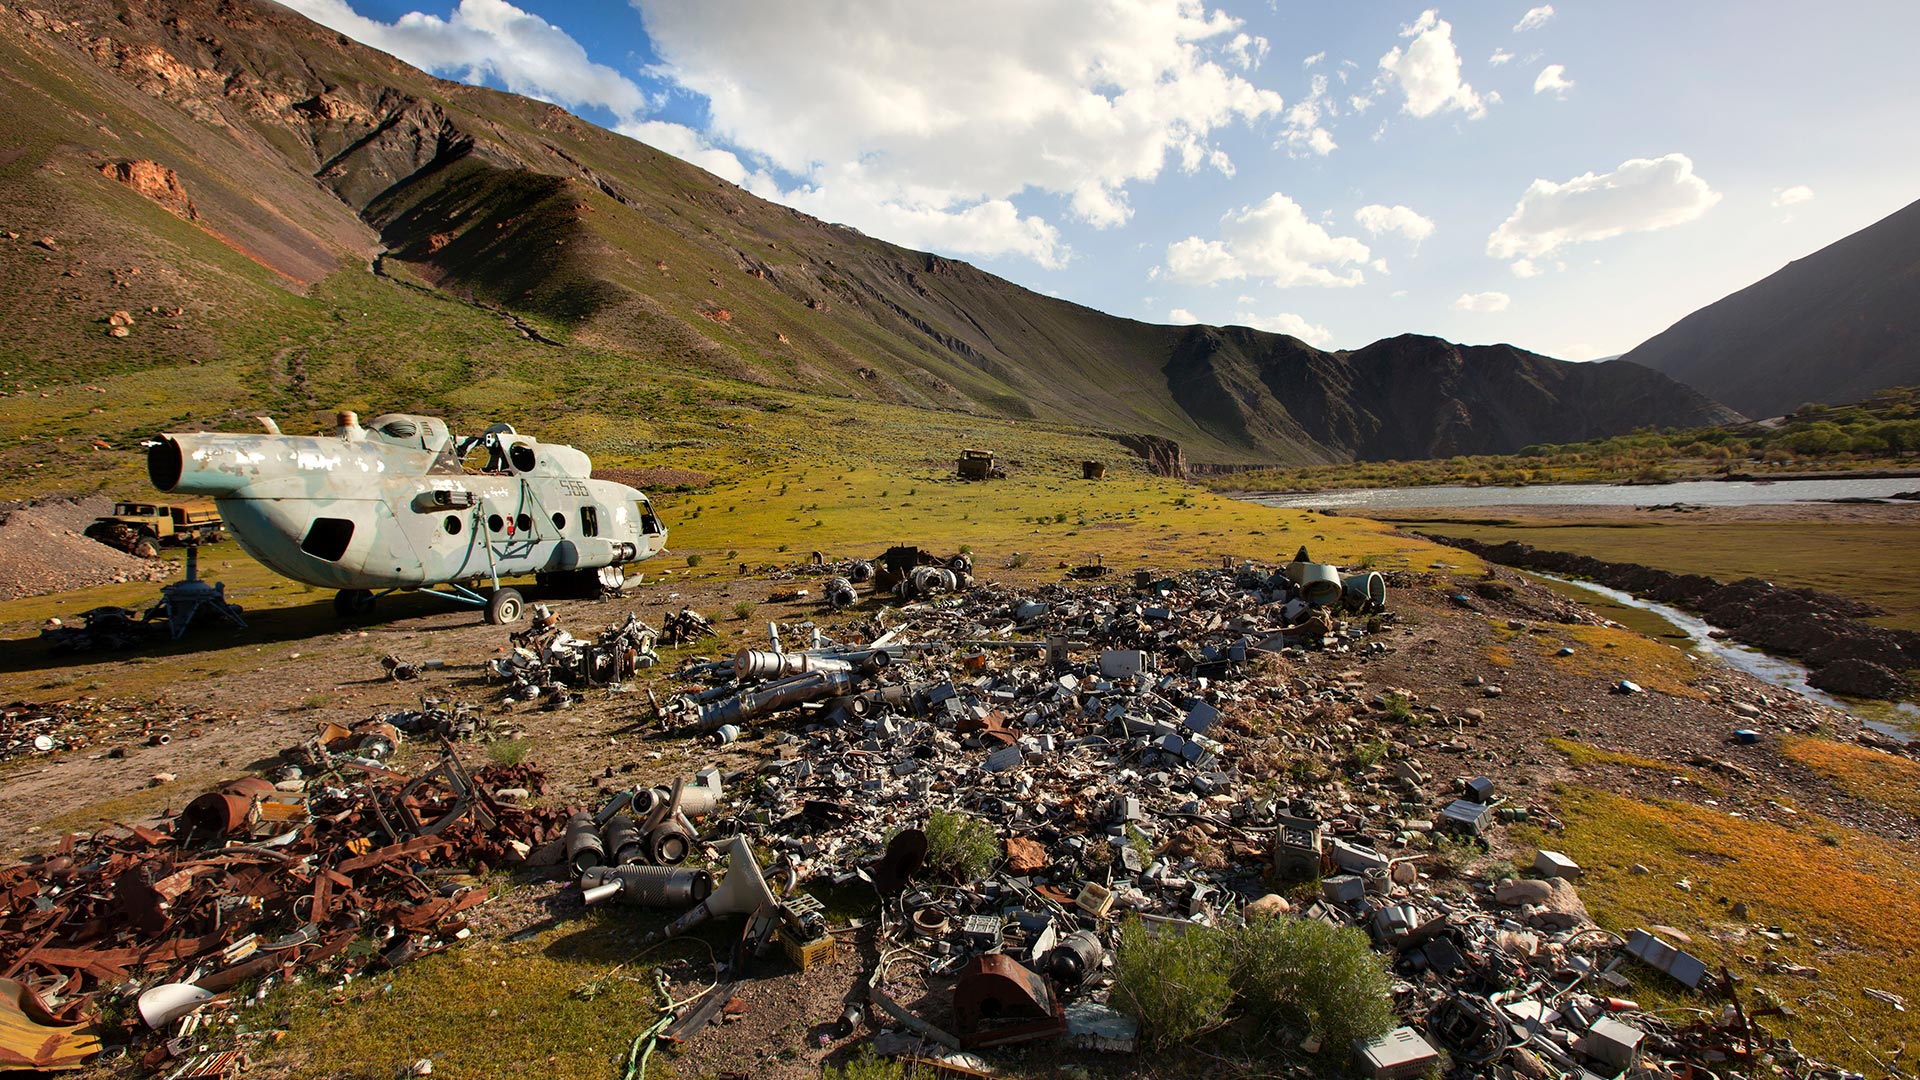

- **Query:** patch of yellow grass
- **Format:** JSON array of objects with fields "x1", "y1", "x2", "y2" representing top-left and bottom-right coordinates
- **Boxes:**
[
  {"x1": 1544, "y1": 785, "x2": 1920, "y2": 1071},
  {"x1": 256, "y1": 909, "x2": 698, "y2": 1080},
  {"x1": 1547, "y1": 737, "x2": 1681, "y2": 773},
  {"x1": 1544, "y1": 623, "x2": 1704, "y2": 699},
  {"x1": 1781, "y1": 736, "x2": 1920, "y2": 819}
]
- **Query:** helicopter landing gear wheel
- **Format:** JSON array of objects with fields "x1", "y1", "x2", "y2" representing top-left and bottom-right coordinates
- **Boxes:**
[
  {"x1": 485, "y1": 586, "x2": 525, "y2": 625},
  {"x1": 333, "y1": 589, "x2": 375, "y2": 617}
]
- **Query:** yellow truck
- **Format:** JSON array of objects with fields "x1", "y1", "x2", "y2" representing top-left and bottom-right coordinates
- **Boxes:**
[{"x1": 84, "y1": 499, "x2": 224, "y2": 557}]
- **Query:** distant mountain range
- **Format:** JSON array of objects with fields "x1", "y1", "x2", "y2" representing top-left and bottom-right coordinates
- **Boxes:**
[
  {"x1": 0, "y1": 0, "x2": 1738, "y2": 465},
  {"x1": 1622, "y1": 197, "x2": 1920, "y2": 419}
]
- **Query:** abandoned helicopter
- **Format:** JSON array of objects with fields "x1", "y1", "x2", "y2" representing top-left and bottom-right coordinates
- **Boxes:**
[{"x1": 146, "y1": 411, "x2": 667, "y2": 624}]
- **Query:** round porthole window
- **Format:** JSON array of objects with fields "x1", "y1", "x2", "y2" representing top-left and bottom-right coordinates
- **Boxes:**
[
  {"x1": 487, "y1": 514, "x2": 504, "y2": 532},
  {"x1": 552, "y1": 512, "x2": 567, "y2": 531},
  {"x1": 444, "y1": 516, "x2": 462, "y2": 535},
  {"x1": 516, "y1": 513, "x2": 534, "y2": 533}
]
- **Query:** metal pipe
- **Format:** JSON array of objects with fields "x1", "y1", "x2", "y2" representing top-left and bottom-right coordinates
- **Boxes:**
[
  {"x1": 687, "y1": 664, "x2": 867, "y2": 730},
  {"x1": 580, "y1": 865, "x2": 715, "y2": 907},
  {"x1": 733, "y1": 649, "x2": 853, "y2": 680}
]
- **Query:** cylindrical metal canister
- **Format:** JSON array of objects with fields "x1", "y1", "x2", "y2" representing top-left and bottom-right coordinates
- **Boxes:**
[
  {"x1": 603, "y1": 814, "x2": 644, "y2": 865},
  {"x1": 565, "y1": 813, "x2": 604, "y2": 875},
  {"x1": 645, "y1": 821, "x2": 693, "y2": 865},
  {"x1": 1047, "y1": 929, "x2": 1106, "y2": 986}
]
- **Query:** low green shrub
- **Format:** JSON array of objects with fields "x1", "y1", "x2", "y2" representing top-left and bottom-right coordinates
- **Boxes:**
[
  {"x1": 922, "y1": 809, "x2": 997, "y2": 883},
  {"x1": 1233, "y1": 916, "x2": 1395, "y2": 1055},
  {"x1": 1110, "y1": 918, "x2": 1235, "y2": 1049}
]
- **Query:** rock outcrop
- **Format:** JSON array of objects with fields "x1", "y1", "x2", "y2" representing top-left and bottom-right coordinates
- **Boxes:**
[{"x1": 97, "y1": 160, "x2": 197, "y2": 219}]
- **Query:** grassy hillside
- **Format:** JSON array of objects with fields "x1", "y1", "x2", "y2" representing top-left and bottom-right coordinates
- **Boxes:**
[
  {"x1": 1207, "y1": 386, "x2": 1920, "y2": 493},
  {"x1": 1, "y1": 0, "x2": 1738, "y2": 474}
]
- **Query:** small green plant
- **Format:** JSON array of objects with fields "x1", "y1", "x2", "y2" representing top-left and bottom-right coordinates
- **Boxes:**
[
  {"x1": 685, "y1": 553, "x2": 704, "y2": 567},
  {"x1": 776, "y1": 542, "x2": 790, "y2": 553},
  {"x1": 1054, "y1": 510, "x2": 1069, "y2": 523},
  {"x1": 1381, "y1": 692, "x2": 1413, "y2": 721},
  {"x1": 731, "y1": 600, "x2": 757, "y2": 620},
  {"x1": 921, "y1": 809, "x2": 998, "y2": 883},
  {"x1": 823, "y1": 1048, "x2": 907, "y2": 1080},
  {"x1": 486, "y1": 738, "x2": 531, "y2": 766},
  {"x1": 1232, "y1": 916, "x2": 1395, "y2": 1057},
  {"x1": 726, "y1": 549, "x2": 739, "y2": 560},
  {"x1": 1127, "y1": 825, "x2": 1154, "y2": 868},
  {"x1": 1429, "y1": 833, "x2": 1484, "y2": 879},
  {"x1": 1111, "y1": 918, "x2": 1234, "y2": 1049},
  {"x1": 1006, "y1": 552, "x2": 1029, "y2": 569},
  {"x1": 958, "y1": 544, "x2": 972, "y2": 555},
  {"x1": 1348, "y1": 737, "x2": 1390, "y2": 770}
]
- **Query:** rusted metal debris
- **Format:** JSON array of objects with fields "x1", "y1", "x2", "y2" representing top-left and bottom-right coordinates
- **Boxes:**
[
  {"x1": 2, "y1": 699, "x2": 220, "y2": 764},
  {"x1": 0, "y1": 740, "x2": 571, "y2": 1066}
]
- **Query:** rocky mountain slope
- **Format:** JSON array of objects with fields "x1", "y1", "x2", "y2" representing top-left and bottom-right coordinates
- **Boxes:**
[
  {"x1": 1621, "y1": 197, "x2": 1920, "y2": 419},
  {"x1": 0, "y1": 0, "x2": 1737, "y2": 467}
]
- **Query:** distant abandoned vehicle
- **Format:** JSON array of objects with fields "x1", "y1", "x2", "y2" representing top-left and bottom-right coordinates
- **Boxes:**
[
  {"x1": 146, "y1": 412, "x2": 668, "y2": 624},
  {"x1": 84, "y1": 499, "x2": 224, "y2": 557},
  {"x1": 956, "y1": 448, "x2": 1006, "y2": 480}
]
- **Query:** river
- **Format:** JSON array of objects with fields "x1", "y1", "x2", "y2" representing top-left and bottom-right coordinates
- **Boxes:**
[
  {"x1": 1244, "y1": 476, "x2": 1920, "y2": 510},
  {"x1": 1527, "y1": 572, "x2": 1917, "y2": 742}
]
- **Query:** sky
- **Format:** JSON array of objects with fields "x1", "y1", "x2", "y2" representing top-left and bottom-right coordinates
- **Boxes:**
[{"x1": 278, "y1": 0, "x2": 1920, "y2": 360}]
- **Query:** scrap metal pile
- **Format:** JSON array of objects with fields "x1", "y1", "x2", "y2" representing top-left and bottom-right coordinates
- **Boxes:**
[
  {"x1": 0, "y1": 735, "x2": 569, "y2": 1073},
  {"x1": 488, "y1": 605, "x2": 665, "y2": 709},
  {"x1": 2, "y1": 698, "x2": 218, "y2": 765},
  {"x1": 577, "y1": 553, "x2": 1834, "y2": 1077}
]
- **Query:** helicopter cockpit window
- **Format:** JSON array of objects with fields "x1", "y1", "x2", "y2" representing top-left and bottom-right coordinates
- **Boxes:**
[
  {"x1": 637, "y1": 500, "x2": 663, "y2": 535},
  {"x1": 301, "y1": 518, "x2": 355, "y2": 561}
]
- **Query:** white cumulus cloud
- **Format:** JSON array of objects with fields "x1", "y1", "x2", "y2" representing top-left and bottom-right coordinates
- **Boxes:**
[
  {"x1": 1278, "y1": 73, "x2": 1338, "y2": 157},
  {"x1": 1772, "y1": 185, "x2": 1815, "y2": 207},
  {"x1": 1164, "y1": 308, "x2": 1333, "y2": 346},
  {"x1": 1533, "y1": 63, "x2": 1573, "y2": 97},
  {"x1": 1513, "y1": 5, "x2": 1555, "y2": 31},
  {"x1": 613, "y1": 120, "x2": 752, "y2": 184},
  {"x1": 280, "y1": 0, "x2": 650, "y2": 116},
  {"x1": 1376, "y1": 9, "x2": 1486, "y2": 119},
  {"x1": 1489, "y1": 48, "x2": 1514, "y2": 65},
  {"x1": 1509, "y1": 258, "x2": 1541, "y2": 278},
  {"x1": 1353, "y1": 203, "x2": 1435, "y2": 244},
  {"x1": 1161, "y1": 193, "x2": 1371, "y2": 288},
  {"x1": 1452, "y1": 291, "x2": 1511, "y2": 312},
  {"x1": 1227, "y1": 32, "x2": 1271, "y2": 70},
  {"x1": 1486, "y1": 153, "x2": 1722, "y2": 259},
  {"x1": 1233, "y1": 311, "x2": 1333, "y2": 346},
  {"x1": 634, "y1": 0, "x2": 1287, "y2": 265}
]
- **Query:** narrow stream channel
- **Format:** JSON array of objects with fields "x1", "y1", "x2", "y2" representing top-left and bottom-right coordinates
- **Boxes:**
[{"x1": 1525, "y1": 571, "x2": 1917, "y2": 742}]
